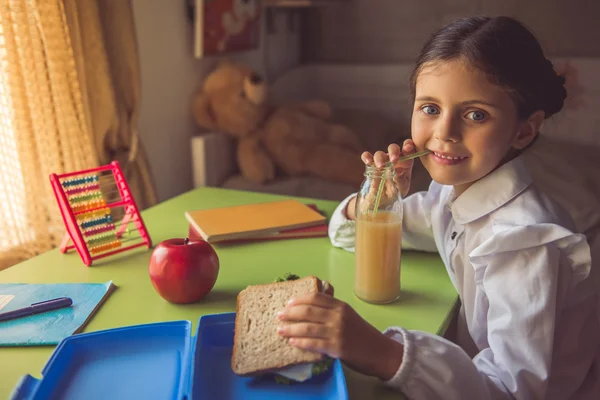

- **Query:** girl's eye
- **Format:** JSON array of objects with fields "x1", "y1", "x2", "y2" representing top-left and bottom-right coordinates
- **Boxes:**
[
  {"x1": 421, "y1": 105, "x2": 440, "y2": 115},
  {"x1": 467, "y1": 110, "x2": 487, "y2": 122}
]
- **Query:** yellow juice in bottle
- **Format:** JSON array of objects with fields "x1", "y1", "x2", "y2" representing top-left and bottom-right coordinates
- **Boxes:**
[{"x1": 354, "y1": 210, "x2": 402, "y2": 304}]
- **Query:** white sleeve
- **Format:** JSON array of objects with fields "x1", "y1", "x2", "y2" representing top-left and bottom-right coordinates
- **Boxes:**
[
  {"x1": 401, "y1": 189, "x2": 437, "y2": 252},
  {"x1": 328, "y1": 193, "x2": 357, "y2": 252},
  {"x1": 381, "y1": 227, "x2": 594, "y2": 400},
  {"x1": 382, "y1": 328, "x2": 492, "y2": 399},
  {"x1": 328, "y1": 189, "x2": 437, "y2": 253}
]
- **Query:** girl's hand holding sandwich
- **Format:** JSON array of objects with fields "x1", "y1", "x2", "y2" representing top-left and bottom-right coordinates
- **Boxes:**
[{"x1": 277, "y1": 292, "x2": 403, "y2": 381}]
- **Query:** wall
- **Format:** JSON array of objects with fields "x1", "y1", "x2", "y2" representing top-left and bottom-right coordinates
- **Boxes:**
[
  {"x1": 131, "y1": 1, "x2": 300, "y2": 203},
  {"x1": 302, "y1": 0, "x2": 600, "y2": 63}
]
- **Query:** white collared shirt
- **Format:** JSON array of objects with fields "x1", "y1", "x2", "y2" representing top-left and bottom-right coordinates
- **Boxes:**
[{"x1": 329, "y1": 156, "x2": 600, "y2": 399}]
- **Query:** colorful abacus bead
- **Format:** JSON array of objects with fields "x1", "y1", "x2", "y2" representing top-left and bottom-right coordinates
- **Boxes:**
[
  {"x1": 61, "y1": 175, "x2": 99, "y2": 187},
  {"x1": 85, "y1": 232, "x2": 118, "y2": 248},
  {"x1": 80, "y1": 214, "x2": 112, "y2": 229},
  {"x1": 72, "y1": 199, "x2": 107, "y2": 213},
  {"x1": 89, "y1": 239, "x2": 121, "y2": 255},
  {"x1": 65, "y1": 183, "x2": 100, "y2": 196},
  {"x1": 83, "y1": 223, "x2": 116, "y2": 237},
  {"x1": 68, "y1": 192, "x2": 104, "y2": 205},
  {"x1": 76, "y1": 208, "x2": 110, "y2": 222}
]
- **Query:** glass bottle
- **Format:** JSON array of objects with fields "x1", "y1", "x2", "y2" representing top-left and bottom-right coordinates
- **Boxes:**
[{"x1": 354, "y1": 162, "x2": 403, "y2": 304}]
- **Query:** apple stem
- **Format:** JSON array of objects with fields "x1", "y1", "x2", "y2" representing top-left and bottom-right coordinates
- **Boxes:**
[{"x1": 184, "y1": 238, "x2": 189, "y2": 245}]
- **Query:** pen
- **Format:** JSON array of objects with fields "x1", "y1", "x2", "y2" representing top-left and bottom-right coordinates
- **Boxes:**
[{"x1": 0, "y1": 297, "x2": 73, "y2": 322}]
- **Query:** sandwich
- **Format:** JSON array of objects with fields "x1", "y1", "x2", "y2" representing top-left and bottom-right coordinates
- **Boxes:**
[{"x1": 231, "y1": 274, "x2": 334, "y2": 383}]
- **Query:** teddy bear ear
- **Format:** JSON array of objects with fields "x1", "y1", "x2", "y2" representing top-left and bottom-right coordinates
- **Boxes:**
[{"x1": 192, "y1": 92, "x2": 217, "y2": 130}]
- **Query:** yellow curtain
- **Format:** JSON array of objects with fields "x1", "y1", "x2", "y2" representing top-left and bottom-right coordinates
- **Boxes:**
[
  {"x1": 0, "y1": 0, "x2": 157, "y2": 270},
  {"x1": 64, "y1": 0, "x2": 157, "y2": 210}
]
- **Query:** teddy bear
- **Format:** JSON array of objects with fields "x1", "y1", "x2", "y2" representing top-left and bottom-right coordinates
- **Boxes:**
[{"x1": 192, "y1": 60, "x2": 367, "y2": 186}]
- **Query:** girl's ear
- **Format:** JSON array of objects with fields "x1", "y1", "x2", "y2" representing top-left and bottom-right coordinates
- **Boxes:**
[{"x1": 512, "y1": 110, "x2": 545, "y2": 150}]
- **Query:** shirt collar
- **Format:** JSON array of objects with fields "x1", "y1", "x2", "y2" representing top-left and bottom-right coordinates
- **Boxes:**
[{"x1": 449, "y1": 155, "x2": 532, "y2": 224}]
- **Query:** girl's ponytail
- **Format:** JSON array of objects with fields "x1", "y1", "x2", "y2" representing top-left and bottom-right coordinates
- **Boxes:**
[{"x1": 540, "y1": 60, "x2": 567, "y2": 118}]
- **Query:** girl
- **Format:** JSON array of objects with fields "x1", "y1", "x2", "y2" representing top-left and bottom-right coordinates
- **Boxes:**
[{"x1": 276, "y1": 16, "x2": 600, "y2": 399}]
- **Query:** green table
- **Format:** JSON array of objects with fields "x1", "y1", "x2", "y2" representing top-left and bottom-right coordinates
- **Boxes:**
[{"x1": 0, "y1": 187, "x2": 457, "y2": 399}]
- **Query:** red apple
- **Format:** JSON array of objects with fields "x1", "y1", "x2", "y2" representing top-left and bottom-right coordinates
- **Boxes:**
[{"x1": 148, "y1": 238, "x2": 220, "y2": 304}]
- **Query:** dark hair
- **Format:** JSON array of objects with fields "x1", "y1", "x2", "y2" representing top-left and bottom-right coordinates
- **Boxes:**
[{"x1": 410, "y1": 16, "x2": 567, "y2": 119}]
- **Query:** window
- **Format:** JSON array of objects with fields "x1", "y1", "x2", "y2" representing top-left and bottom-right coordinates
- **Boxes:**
[{"x1": 0, "y1": 21, "x2": 30, "y2": 254}]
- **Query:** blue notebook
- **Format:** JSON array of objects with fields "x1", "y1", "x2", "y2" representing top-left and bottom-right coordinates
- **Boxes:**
[{"x1": 0, "y1": 281, "x2": 115, "y2": 346}]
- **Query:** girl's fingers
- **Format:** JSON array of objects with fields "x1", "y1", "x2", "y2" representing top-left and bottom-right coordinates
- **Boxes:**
[
  {"x1": 395, "y1": 139, "x2": 416, "y2": 169},
  {"x1": 287, "y1": 337, "x2": 340, "y2": 359},
  {"x1": 361, "y1": 151, "x2": 373, "y2": 165},
  {"x1": 287, "y1": 292, "x2": 337, "y2": 308},
  {"x1": 395, "y1": 159, "x2": 414, "y2": 174},
  {"x1": 277, "y1": 304, "x2": 331, "y2": 324},
  {"x1": 393, "y1": 172, "x2": 410, "y2": 195},
  {"x1": 373, "y1": 151, "x2": 388, "y2": 167},
  {"x1": 387, "y1": 143, "x2": 401, "y2": 163},
  {"x1": 402, "y1": 139, "x2": 415, "y2": 153},
  {"x1": 361, "y1": 141, "x2": 418, "y2": 167},
  {"x1": 277, "y1": 322, "x2": 329, "y2": 339}
]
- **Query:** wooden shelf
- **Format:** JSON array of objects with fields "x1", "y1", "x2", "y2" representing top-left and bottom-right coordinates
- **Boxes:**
[{"x1": 264, "y1": 0, "x2": 346, "y2": 34}]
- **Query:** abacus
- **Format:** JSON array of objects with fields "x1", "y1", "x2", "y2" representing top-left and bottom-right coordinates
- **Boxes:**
[{"x1": 50, "y1": 161, "x2": 152, "y2": 266}]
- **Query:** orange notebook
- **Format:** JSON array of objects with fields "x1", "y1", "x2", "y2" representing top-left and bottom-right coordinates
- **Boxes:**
[
  {"x1": 188, "y1": 223, "x2": 328, "y2": 244},
  {"x1": 184, "y1": 200, "x2": 327, "y2": 243},
  {"x1": 188, "y1": 204, "x2": 328, "y2": 243}
]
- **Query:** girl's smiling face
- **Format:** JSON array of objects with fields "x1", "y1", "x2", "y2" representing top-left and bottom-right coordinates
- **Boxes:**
[{"x1": 411, "y1": 59, "x2": 540, "y2": 195}]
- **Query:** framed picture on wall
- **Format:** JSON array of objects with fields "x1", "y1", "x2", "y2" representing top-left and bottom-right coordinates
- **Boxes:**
[{"x1": 193, "y1": 0, "x2": 262, "y2": 58}]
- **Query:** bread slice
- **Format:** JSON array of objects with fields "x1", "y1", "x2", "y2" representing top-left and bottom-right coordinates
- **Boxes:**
[{"x1": 231, "y1": 276, "x2": 331, "y2": 376}]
